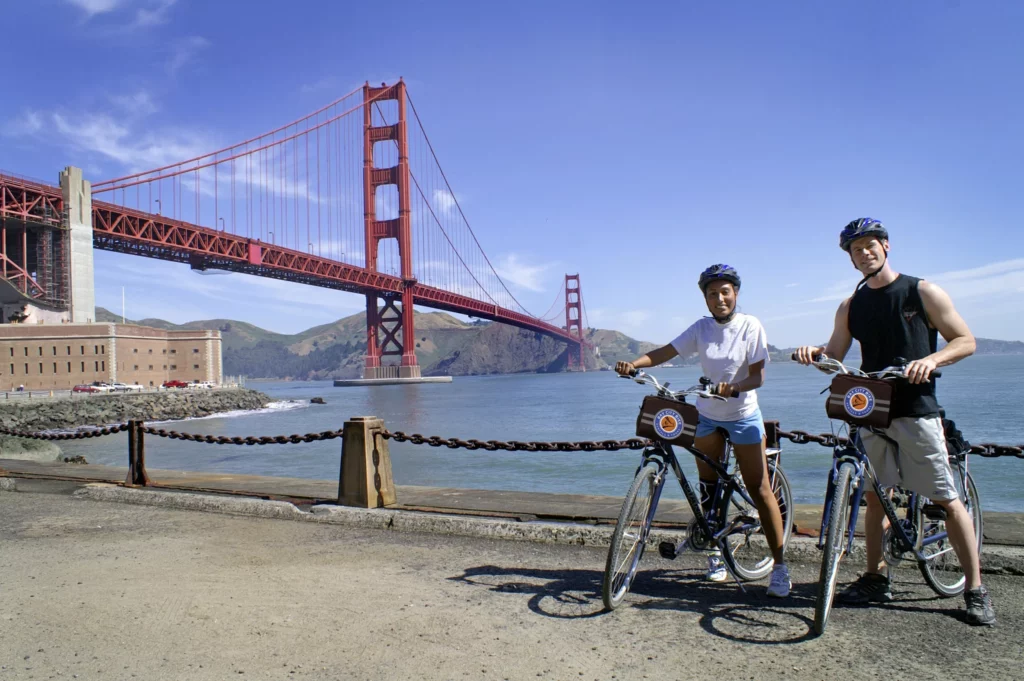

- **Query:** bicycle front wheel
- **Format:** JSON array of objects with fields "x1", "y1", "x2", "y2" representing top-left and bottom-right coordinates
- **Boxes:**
[
  {"x1": 722, "y1": 464, "x2": 794, "y2": 581},
  {"x1": 917, "y1": 468, "x2": 983, "y2": 597},
  {"x1": 814, "y1": 462, "x2": 855, "y2": 637},
  {"x1": 602, "y1": 463, "x2": 660, "y2": 611}
]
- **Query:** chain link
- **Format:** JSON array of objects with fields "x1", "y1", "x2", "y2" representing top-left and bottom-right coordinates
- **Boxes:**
[
  {"x1": 0, "y1": 420, "x2": 1020, "y2": 458},
  {"x1": 381, "y1": 430, "x2": 648, "y2": 452},
  {"x1": 0, "y1": 424, "x2": 128, "y2": 440},
  {"x1": 140, "y1": 427, "x2": 345, "y2": 445}
]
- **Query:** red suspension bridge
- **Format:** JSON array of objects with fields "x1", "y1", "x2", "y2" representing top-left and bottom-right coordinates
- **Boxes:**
[{"x1": 0, "y1": 80, "x2": 590, "y2": 377}]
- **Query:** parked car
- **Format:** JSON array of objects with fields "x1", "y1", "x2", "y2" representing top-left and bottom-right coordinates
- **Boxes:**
[
  {"x1": 162, "y1": 380, "x2": 189, "y2": 389},
  {"x1": 73, "y1": 384, "x2": 99, "y2": 393},
  {"x1": 188, "y1": 380, "x2": 214, "y2": 389},
  {"x1": 89, "y1": 381, "x2": 115, "y2": 393},
  {"x1": 111, "y1": 382, "x2": 143, "y2": 392}
]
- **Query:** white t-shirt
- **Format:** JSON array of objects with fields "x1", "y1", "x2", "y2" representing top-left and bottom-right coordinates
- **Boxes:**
[{"x1": 670, "y1": 313, "x2": 770, "y2": 422}]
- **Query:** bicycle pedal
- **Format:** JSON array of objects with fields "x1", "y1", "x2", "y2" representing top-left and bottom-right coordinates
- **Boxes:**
[
  {"x1": 922, "y1": 503, "x2": 947, "y2": 521},
  {"x1": 658, "y1": 541, "x2": 680, "y2": 560}
]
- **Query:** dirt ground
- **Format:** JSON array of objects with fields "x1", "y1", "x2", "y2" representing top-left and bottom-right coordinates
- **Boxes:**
[{"x1": 1, "y1": 488, "x2": 1019, "y2": 681}]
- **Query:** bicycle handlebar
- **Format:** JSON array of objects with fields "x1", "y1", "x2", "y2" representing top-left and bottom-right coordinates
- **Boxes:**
[
  {"x1": 789, "y1": 353, "x2": 941, "y2": 380},
  {"x1": 620, "y1": 369, "x2": 732, "y2": 400}
]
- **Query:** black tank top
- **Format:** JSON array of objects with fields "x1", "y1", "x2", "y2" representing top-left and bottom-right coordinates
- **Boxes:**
[{"x1": 848, "y1": 274, "x2": 940, "y2": 418}]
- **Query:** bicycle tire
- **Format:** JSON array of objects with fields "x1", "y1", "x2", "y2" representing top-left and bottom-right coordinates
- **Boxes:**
[
  {"x1": 722, "y1": 464, "x2": 794, "y2": 581},
  {"x1": 917, "y1": 469, "x2": 983, "y2": 597},
  {"x1": 602, "y1": 463, "x2": 660, "y2": 611},
  {"x1": 813, "y1": 462, "x2": 855, "y2": 637}
]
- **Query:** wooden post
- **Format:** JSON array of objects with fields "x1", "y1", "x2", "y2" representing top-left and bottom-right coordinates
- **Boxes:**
[
  {"x1": 338, "y1": 416, "x2": 396, "y2": 508},
  {"x1": 125, "y1": 420, "x2": 151, "y2": 487}
]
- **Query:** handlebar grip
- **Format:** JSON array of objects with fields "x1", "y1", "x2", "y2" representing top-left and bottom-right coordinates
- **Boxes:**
[
  {"x1": 791, "y1": 352, "x2": 823, "y2": 362},
  {"x1": 931, "y1": 370, "x2": 942, "y2": 379}
]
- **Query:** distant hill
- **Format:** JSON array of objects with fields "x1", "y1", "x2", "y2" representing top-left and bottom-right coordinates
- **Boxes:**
[
  {"x1": 771, "y1": 337, "x2": 1024, "y2": 362},
  {"x1": 95, "y1": 307, "x2": 1022, "y2": 379}
]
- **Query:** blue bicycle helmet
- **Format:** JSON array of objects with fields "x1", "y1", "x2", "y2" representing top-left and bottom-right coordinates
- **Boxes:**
[
  {"x1": 840, "y1": 218, "x2": 888, "y2": 251},
  {"x1": 698, "y1": 264, "x2": 741, "y2": 292}
]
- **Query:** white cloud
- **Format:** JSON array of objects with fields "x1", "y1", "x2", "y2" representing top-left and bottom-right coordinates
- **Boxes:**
[
  {"x1": 588, "y1": 308, "x2": 653, "y2": 334},
  {"x1": 804, "y1": 258, "x2": 1024, "y2": 305},
  {"x1": 3, "y1": 111, "x2": 43, "y2": 137},
  {"x1": 135, "y1": 0, "x2": 176, "y2": 27},
  {"x1": 784, "y1": 282, "x2": 799, "y2": 288},
  {"x1": 492, "y1": 253, "x2": 551, "y2": 293},
  {"x1": 66, "y1": 0, "x2": 178, "y2": 28},
  {"x1": 301, "y1": 77, "x2": 339, "y2": 95},
  {"x1": 167, "y1": 36, "x2": 209, "y2": 75},
  {"x1": 110, "y1": 91, "x2": 158, "y2": 116},
  {"x1": 433, "y1": 189, "x2": 457, "y2": 214},
  {"x1": 66, "y1": 0, "x2": 123, "y2": 16},
  {"x1": 50, "y1": 111, "x2": 212, "y2": 172}
]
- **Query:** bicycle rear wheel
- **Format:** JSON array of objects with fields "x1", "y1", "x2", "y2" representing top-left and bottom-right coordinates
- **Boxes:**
[
  {"x1": 814, "y1": 462, "x2": 855, "y2": 637},
  {"x1": 722, "y1": 463, "x2": 794, "y2": 581},
  {"x1": 917, "y1": 467, "x2": 983, "y2": 597},
  {"x1": 602, "y1": 463, "x2": 660, "y2": 611}
]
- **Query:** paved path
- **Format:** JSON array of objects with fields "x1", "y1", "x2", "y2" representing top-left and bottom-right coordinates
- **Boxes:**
[{"x1": 1, "y1": 488, "x2": 1019, "y2": 681}]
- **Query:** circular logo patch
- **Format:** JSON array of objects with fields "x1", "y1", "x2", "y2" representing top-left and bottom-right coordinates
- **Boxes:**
[
  {"x1": 844, "y1": 386, "x2": 875, "y2": 418},
  {"x1": 653, "y1": 408, "x2": 684, "y2": 439}
]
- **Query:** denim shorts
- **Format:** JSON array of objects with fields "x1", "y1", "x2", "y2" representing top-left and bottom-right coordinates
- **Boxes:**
[{"x1": 695, "y1": 409, "x2": 766, "y2": 446}]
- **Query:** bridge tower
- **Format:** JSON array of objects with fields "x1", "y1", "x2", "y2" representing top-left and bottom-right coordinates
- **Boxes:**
[
  {"x1": 564, "y1": 273, "x2": 585, "y2": 372},
  {"x1": 362, "y1": 80, "x2": 420, "y2": 380}
]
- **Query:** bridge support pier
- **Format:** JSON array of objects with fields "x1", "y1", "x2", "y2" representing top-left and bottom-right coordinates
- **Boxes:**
[
  {"x1": 61, "y1": 166, "x2": 95, "y2": 323},
  {"x1": 362, "y1": 80, "x2": 422, "y2": 381}
]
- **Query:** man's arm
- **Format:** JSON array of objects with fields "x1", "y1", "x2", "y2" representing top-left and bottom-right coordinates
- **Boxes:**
[
  {"x1": 907, "y1": 281, "x2": 976, "y2": 383},
  {"x1": 615, "y1": 343, "x2": 679, "y2": 375},
  {"x1": 795, "y1": 298, "x2": 854, "y2": 364}
]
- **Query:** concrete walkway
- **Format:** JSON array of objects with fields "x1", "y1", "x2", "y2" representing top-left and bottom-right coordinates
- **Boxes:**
[
  {"x1": 3, "y1": 457, "x2": 1024, "y2": 549},
  {"x1": 1, "y1": 489, "x2": 1021, "y2": 681}
]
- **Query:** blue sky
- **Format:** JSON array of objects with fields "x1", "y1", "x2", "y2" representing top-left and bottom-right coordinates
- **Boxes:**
[{"x1": 2, "y1": 0, "x2": 1023, "y2": 346}]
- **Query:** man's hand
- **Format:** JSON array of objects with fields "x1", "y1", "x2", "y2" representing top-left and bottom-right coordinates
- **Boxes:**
[
  {"x1": 794, "y1": 346, "x2": 825, "y2": 365},
  {"x1": 905, "y1": 357, "x2": 938, "y2": 384},
  {"x1": 615, "y1": 361, "x2": 635, "y2": 376}
]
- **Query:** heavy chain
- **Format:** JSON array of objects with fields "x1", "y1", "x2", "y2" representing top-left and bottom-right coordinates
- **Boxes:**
[
  {"x1": 381, "y1": 431, "x2": 648, "y2": 452},
  {"x1": 0, "y1": 424, "x2": 128, "y2": 440},
  {"x1": 0, "y1": 420, "x2": 1020, "y2": 458},
  {"x1": 140, "y1": 427, "x2": 345, "y2": 445}
]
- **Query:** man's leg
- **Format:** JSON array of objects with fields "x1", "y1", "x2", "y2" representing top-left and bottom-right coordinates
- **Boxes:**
[
  {"x1": 931, "y1": 497, "x2": 981, "y2": 589},
  {"x1": 863, "y1": 490, "x2": 890, "y2": 575}
]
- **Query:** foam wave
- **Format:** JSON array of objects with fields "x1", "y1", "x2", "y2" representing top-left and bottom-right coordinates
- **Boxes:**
[{"x1": 149, "y1": 399, "x2": 311, "y2": 425}]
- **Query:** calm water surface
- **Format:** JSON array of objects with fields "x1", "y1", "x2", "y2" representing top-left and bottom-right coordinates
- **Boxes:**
[{"x1": 56, "y1": 355, "x2": 1024, "y2": 512}]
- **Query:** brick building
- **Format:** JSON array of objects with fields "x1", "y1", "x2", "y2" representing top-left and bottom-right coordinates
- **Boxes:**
[{"x1": 0, "y1": 323, "x2": 222, "y2": 391}]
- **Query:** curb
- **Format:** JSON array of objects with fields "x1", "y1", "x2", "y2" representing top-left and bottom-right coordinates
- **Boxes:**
[{"x1": 67, "y1": 483, "x2": 1024, "y2": 575}]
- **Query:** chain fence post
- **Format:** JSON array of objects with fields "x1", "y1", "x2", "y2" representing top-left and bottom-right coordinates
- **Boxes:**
[
  {"x1": 338, "y1": 416, "x2": 396, "y2": 508},
  {"x1": 125, "y1": 420, "x2": 151, "y2": 487}
]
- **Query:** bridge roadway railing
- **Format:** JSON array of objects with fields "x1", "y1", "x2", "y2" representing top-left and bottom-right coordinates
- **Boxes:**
[{"x1": 1, "y1": 416, "x2": 1022, "y2": 511}]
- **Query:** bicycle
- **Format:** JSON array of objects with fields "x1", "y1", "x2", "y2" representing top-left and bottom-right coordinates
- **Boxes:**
[
  {"x1": 795, "y1": 354, "x2": 984, "y2": 636},
  {"x1": 602, "y1": 370, "x2": 794, "y2": 611}
]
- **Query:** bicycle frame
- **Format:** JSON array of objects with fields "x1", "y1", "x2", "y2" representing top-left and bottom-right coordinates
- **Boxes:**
[
  {"x1": 818, "y1": 427, "x2": 963, "y2": 565},
  {"x1": 638, "y1": 438, "x2": 766, "y2": 551}
]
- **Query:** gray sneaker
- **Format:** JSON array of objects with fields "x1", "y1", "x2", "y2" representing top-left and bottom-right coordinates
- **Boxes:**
[
  {"x1": 964, "y1": 586, "x2": 996, "y2": 626},
  {"x1": 837, "y1": 573, "x2": 893, "y2": 605},
  {"x1": 766, "y1": 563, "x2": 791, "y2": 598}
]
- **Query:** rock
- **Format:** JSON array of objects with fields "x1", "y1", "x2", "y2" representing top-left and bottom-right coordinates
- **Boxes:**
[
  {"x1": 63, "y1": 455, "x2": 88, "y2": 464},
  {"x1": 0, "y1": 388, "x2": 272, "y2": 433},
  {"x1": 0, "y1": 435, "x2": 62, "y2": 462},
  {"x1": 310, "y1": 397, "x2": 326, "y2": 405}
]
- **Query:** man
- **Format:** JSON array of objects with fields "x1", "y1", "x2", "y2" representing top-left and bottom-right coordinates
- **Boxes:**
[{"x1": 794, "y1": 218, "x2": 995, "y2": 626}]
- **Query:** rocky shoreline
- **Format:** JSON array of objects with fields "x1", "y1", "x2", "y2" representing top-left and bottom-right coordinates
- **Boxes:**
[{"x1": 0, "y1": 389, "x2": 272, "y2": 461}]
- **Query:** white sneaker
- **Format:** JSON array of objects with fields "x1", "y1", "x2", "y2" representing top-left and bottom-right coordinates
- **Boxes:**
[
  {"x1": 767, "y1": 563, "x2": 791, "y2": 598},
  {"x1": 705, "y1": 552, "x2": 728, "y2": 582}
]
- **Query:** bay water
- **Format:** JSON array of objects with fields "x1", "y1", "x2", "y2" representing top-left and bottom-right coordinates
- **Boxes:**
[{"x1": 55, "y1": 355, "x2": 1024, "y2": 512}]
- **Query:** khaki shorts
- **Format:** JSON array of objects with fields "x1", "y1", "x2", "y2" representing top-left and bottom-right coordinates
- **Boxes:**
[{"x1": 857, "y1": 416, "x2": 958, "y2": 501}]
